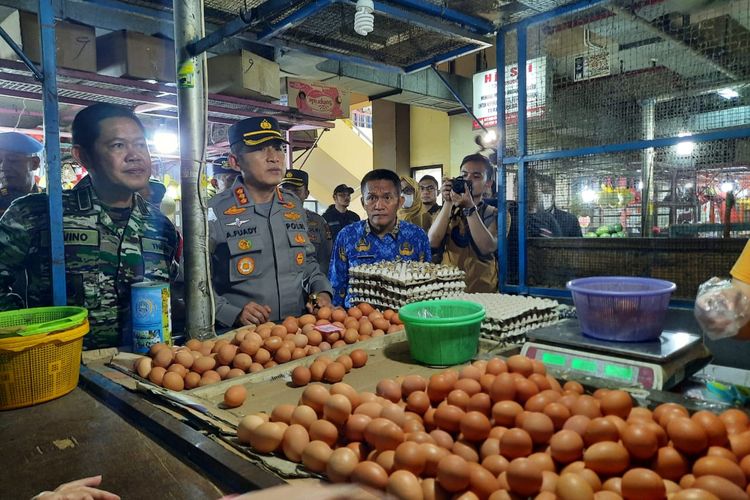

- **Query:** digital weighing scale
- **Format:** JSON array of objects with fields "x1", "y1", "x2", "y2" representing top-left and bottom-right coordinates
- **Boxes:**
[{"x1": 521, "y1": 319, "x2": 712, "y2": 390}]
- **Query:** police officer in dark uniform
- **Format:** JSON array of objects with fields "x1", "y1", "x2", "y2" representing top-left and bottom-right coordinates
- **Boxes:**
[
  {"x1": 209, "y1": 155, "x2": 240, "y2": 197},
  {"x1": 207, "y1": 117, "x2": 333, "y2": 327},
  {"x1": 280, "y1": 169, "x2": 333, "y2": 275}
]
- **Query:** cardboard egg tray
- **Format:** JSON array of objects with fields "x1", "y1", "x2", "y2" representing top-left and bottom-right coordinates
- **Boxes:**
[{"x1": 451, "y1": 293, "x2": 560, "y2": 346}]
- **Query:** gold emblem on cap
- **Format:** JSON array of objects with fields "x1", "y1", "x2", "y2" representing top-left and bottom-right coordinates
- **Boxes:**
[
  {"x1": 285, "y1": 172, "x2": 293, "y2": 178},
  {"x1": 260, "y1": 119, "x2": 272, "y2": 130}
]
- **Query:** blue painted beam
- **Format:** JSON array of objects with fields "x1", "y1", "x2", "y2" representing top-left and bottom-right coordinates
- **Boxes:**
[
  {"x1": 404, "y1": 44, "x2": 486, "y2": 74},
  {"x1": 258, "y1": 0, "x2": 333, "y2": 41},
  {"x1": 517, "y1": 27, "x2": 528, "y2": 295},
  {"x1": 500, "y1": 0, "x2": 611, "y2": 32},
  {"x1": 496, "y1": 29, "x2": 508, "y2": 293},
  {"x1": 390, "y1": 0, "x2": 495, "y2": 34},
  {"x1": 501, "y1": 126, "x2": 750, "y2": 164},
  {"x1": 39, "y1": 0, "x2": 66, "y2": 306}
]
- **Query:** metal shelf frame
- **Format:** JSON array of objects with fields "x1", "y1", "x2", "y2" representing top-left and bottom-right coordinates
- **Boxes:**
[{"x1": 494, "y1": 0, "x2": 750, "y2": 299}]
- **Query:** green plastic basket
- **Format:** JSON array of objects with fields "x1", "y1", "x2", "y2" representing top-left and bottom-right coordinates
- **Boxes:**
[
  {"x1": 0, "y1": 307, "x2": 88, "y2": 338},
  {"x1": 398, "y1": 300, "x2": 485, "y2": 366}
]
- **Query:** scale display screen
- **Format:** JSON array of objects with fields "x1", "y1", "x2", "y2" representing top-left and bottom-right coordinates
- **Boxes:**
[{"x1": 526, "y1": 344, "x2": 657, "y2": 388}]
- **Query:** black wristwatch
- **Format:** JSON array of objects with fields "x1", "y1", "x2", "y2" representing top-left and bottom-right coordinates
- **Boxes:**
[{"x1": 462, "y1": 206, "x2": 477, "y2": 217}]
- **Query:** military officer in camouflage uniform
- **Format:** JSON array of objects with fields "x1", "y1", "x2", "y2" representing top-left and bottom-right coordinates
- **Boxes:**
[
  {"x1": 0, "y1": 132, "x2": 43, "y2": 217},
  {"x1": 208, "y1": 116, "x2": 333, "y2": 327},
  {"x1": 279, "y1": 169, "x2": 332, "y2": 275},
  {"x1": 0, "y1": 103, "x2": 178, "y2": 349}
]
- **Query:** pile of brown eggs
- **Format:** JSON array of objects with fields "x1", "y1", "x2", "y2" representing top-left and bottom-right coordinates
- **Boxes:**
[
  {"x1": 131, "y1": 303, "x2": 400, "y2": 391},
  {"x1": 235, "y1": 354, "x2": 750, "y2": 500}
]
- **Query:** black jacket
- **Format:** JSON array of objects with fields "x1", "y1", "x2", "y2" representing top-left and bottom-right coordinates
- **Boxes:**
[{"x1": 322, "y1": 205, "x2": 360, "y2": 242}]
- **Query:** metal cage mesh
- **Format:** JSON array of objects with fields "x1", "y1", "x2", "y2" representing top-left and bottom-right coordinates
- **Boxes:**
[{"x1": 502, "y1": 0, "x2": 750, "y2": 296}]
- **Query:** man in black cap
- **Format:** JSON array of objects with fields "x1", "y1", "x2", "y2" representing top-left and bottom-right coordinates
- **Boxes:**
[
  {"x1": 209, "y1": 155, "x2": 239, "y2": 196},
  {"x1": 323, "y1": 183, "x2": 360, "y2": 243},
  {"x1": 0, "y1": 131, "x2": 43, "y2": 217},
  {"x1": 207, "y1": 116, "x2": 333, "y2": 328},
  {"x1": 280, "y1": 169, "x2": 332, "y2": 275}
]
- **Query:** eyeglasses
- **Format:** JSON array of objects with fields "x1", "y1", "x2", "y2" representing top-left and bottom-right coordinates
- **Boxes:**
[{"x1": 419, "y1": 185, "x2": 436, "y2": 192}]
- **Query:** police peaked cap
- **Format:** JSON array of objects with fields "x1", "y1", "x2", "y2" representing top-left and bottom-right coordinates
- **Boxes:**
[
  {"x1": 210, "y1": 155, "x2": 235, "y2": 175},
  {"x1": 228, "y1": 116, "x2": 289, "y2": 147},
  {"x1": 281, "y1": 169, "x2": 308, "y2": 188},
  {"x1": 0, "y1": 132, "x2": 43, "y2": 154}
]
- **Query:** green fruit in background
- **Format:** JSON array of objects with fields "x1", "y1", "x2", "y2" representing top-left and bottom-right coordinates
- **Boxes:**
[
  {"x1": 617, "y1": 231, "x2": 626, "y2": 238},
  {"x1": 584, "y1": 232, "x2": 598, "y2": 238},
  {"x1": 599, "y1": 232, "x2": 611, "y2": 238},
  {"x1": 596, "y1": 225, "x2": 610, "y2": 235},
  {"x1": 612, "y1": 223, "x2": 623, "y2": 233}
]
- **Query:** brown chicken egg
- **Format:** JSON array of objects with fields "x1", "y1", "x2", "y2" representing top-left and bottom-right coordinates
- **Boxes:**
[
  {"x1": 583, "y1": 441, "x2": 630, "y2": 476},
  {"x1": 692, "y1": 474, "x2": 748, "y2": 500},
  {"x1": 351, "y1": 460, "x2": 389, "y2": 490},
  {"x1": 291, "y1": 366, "x2": 311, "y2": 387},
  {"x1": 550, "y1": 429, "x2": 585, "y2": 464},
  {"x1": 499, "y1": 428, "x2": 533, "y2": 459},
  {"x1": 323, "y1": 394, "x2": 352, "y2": 426},
  {"x1": 692, "y1": 455, "x2": 746, "y2": 488},
  {"x1": 668, "y1": 417, "x2": 709, "y2": 456},
  {"x1": 290, "y1": 405, "x2": 318, "y2": 429},
  {"x1": 301, "y1": 440, "x2": 332, "y2": 472},
  {"x1": 308, "y1": 419, "x2": 339, "y2": 447},
  {"x1": 220, "y1": 384, "x2": 246, "y2": 408},
  {"x1": 506, "y1": 457, "x2": 544, "y2": 497},
  {"x1": 393, "y1": 441, "x2": 426, "y2": 476},
  {"x1": 652, "y1": 445, "x2": 690, "y2": 481},
  {"x1": 162, "y1": 371, "x2": 184, "y2": 391},
  {"x1": 556, "y1": 472, "x2": 594, "y2": 500},
  {"x1": 436, "y1": 454, "x2": 471, "y2": 492},
  {"x1": 248, "y1": 422, "x2": 285, "y2": 453},
  {"x1": 387, "y1": 470, "x2": 422, "y2": 500},
  {"x1": 620, "y1": 468, "x2": 665, "y2": 500},
  {"x1": 281, "y1": 424, "x2": 309, "y2": 462}
]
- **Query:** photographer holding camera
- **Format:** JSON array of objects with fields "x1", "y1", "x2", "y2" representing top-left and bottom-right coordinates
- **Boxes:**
[{"x1": 428, "y1": 153, "x2": 501, "y2": 293}]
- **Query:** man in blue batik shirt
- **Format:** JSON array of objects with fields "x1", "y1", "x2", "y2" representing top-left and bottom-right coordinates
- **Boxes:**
[{"x1": 329, "y1": 169, "x2": 431, "y2": 307}]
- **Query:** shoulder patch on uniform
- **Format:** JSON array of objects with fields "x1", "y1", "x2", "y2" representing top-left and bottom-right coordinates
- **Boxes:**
[
  {"x1": 207, "y1": 207, "x2": 217, "y2": 222},
  {"x1": 236, "y1": 256, "x2": 255, "y2": 275},
  {"x1": 282, "y1": 201, "x2": 295, "y2": 209},
  {"x1": 283, "y1": 211, "x2": 301, "y2": 221},
  {"x1": 295, "y1": 251, "x2": 305, "y2": 266},
  {"x1": 142, "y1": 237, "x2": 171, "y2": 255}
]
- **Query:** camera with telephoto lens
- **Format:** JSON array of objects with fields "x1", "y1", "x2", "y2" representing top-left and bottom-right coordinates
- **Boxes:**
[{"x1": 452, "y1": 177, "x2": 472, "y2": 195}]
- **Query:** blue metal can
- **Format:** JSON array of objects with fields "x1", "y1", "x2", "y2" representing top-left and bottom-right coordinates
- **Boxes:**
[{"x1": 131, "y1": 282, "x2": 172, "y2": 353}]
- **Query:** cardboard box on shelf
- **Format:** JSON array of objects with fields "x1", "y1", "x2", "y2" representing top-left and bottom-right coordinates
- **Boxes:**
[
  {"x1": 16, "y1": 11, "x2": 96, "y2": 72},
  {"x1": 0, "y1": 8, "x2": 22, "y2": 61},
  {"x1": 97, "y1": 30, "x2": 175, "y2": 82},
  {"x1": 283, "y1": 78, "x2": 350, "y2": 119},
  {"x1": 207, "y1": 50, "x2": 280, "y2": 101}
]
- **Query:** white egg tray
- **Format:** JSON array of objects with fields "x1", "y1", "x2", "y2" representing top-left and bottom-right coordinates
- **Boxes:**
[{"x1": 348, "y1": 261, "x2": 465, "y2": 287}]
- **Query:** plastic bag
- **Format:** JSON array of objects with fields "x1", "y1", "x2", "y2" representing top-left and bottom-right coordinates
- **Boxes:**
[{"x1": 694, "y1": 277, "x2": 750, "y2": 340}]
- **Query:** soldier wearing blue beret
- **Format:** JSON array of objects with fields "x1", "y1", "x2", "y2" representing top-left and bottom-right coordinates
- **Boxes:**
[
  {"x1": 209, "y1": 155, "x2": 239, "y2": 195},
  {"x1": 0, "y1": 131, "x2": 43, "y2": 217},
  {"x1": 0, "y1": 104, "x2": 179, "y2": 349},
  {"x1": 207, "y1": 116, "x2": 333, "y2": 327}
]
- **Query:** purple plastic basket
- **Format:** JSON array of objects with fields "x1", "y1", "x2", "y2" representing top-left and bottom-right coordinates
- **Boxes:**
[{"x1": 566, "y1": 276, "x2": 676, "y2": 342}]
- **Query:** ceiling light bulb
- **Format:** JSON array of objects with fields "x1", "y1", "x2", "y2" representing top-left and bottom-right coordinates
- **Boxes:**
[
  {"x1": 153, "y1": 130, "x2": 179, "y2": 154},
  {"x1": 481, "y1": 129, "x2": 497, "y2": 147},
  {"x1": 718, "y1": 88, "x2": 739, "y2": 99},
  {"x1": 581, "y1": 188, "x2": 598, "y2": 203},
  {"x1": 720, "y1": 181, "x2": 735, "y2": 193},
  {"x1": 675, "y1": 141, "x2": 694, "y2": 156},
  {"x1": 354, "y1": 0, "x2": 375, "y2": 36}
]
